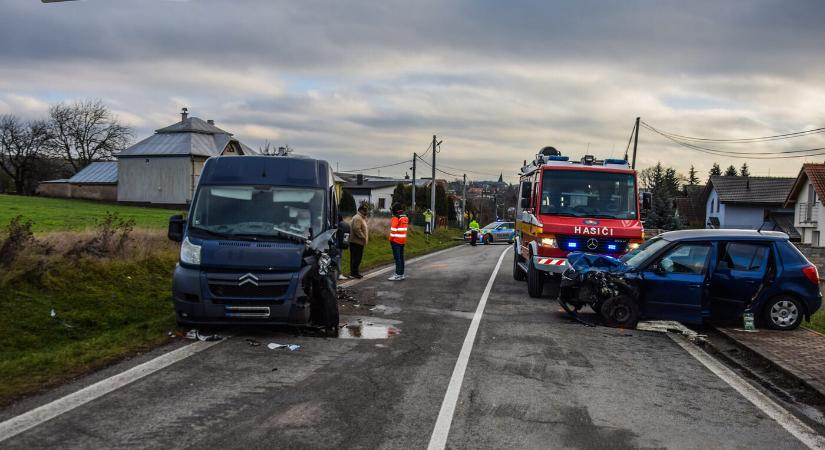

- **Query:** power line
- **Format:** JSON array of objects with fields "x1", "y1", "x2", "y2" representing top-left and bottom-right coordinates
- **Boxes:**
[
  {"x1": 437, "y1": 162, "x2": 499, "y2": 178},
  {"x1": 641, "y1": 122, "x2": 825, "y2": 159},
  {"x1": 419, "y1": 142, "x2": 433, "y2": 159},
  {"x1": 341, "y1": 159, "x2": 410, "y2": 173},
  {"x1": 641, "y1": 121, "x2": 825, "y2": 143},
  {"x1": 416, "y1": 155, "x2": 463, "y2": 177}
]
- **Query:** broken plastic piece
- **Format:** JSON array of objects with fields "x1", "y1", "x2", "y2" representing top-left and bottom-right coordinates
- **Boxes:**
[
  {"x1": 185, "y1": 329, "x2": 222, "y2": 341},
  {"x1": 636, "y1": 320, "x2": 706, "y2": 344},
  {"x1": 267, "y1": 343, "x2": 301, "y2": 351}
]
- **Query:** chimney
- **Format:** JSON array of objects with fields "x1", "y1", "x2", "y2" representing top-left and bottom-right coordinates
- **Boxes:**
[
  {"x1": 181, "y1": 107, "x2": 189, "y2": 122},
  {"x1": 357, "y1": 174, "x2": 364, "y2": 185},
  {"x1": 207, "y1": 119, "x2": 215, "y2": 125}
]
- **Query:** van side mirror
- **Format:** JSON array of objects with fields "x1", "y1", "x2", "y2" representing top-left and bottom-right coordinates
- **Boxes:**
[
  {"x1": 168, "y1": 215, "x2": 186, "y2": 242},
  {"x1": 641, "y1": 192, "x2": 652, "y2": 211},
  {"x1": 520, "y1": 198, "x2": 531, "y2": 209}
]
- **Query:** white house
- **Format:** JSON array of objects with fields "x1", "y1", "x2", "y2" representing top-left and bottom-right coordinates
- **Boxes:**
[
  {"x1": 341, "y1": 177, "x2": 399, "y2": 212},
  {"x1": 703, "y1": 175, "x2": 794, "y2": 229},
  {"x1": 784, "y1": 164, "x2": 825, "y2": 246}
]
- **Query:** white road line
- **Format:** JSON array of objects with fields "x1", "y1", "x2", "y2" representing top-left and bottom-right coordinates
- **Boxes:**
[
  {"x1": 340, "y1": 244, "x2": 463, "y2": 288},
  {"x1": 670, "y1": 334, "x2": 825, "y2": 450},
  {"x1": 0, "y1": 340, "x2": 222, "y2": 443},
  {"x1": 427, "y1": 247, "x2": 509, "y2": 450}
]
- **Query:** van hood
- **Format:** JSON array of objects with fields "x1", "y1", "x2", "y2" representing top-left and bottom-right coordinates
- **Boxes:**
[{"x1": 199, "y1": 240, "x2": 305, "y2": 271}]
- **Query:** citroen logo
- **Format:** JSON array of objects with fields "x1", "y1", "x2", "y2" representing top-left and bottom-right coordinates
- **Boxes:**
[
  {"x1": 238, "y1": 273, "x2": 259, "y2": 286},
  {"x1": 586, "y1": 238, "x2": 599, "y2": 250}
]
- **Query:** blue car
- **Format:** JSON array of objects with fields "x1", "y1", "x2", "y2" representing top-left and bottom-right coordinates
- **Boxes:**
[
  {"x1": 561, "y1": 229, "x2": 821, "y2": 330},
  {"x1": 464, "y1": 221, "x2": 515, "y2": 244}
]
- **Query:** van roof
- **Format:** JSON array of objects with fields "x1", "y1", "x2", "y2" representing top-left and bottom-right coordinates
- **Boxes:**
[
  {"x1": 199, "y1": 155, "x2": 332, "y2": 188},
  {"x1": 658, "y1": 229, "x2": 789, "y2": 242}
]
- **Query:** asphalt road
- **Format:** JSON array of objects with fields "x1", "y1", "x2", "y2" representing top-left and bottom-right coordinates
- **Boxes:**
[{"x1": 0, "y1": 244, "x2": 815, "y2": 449}]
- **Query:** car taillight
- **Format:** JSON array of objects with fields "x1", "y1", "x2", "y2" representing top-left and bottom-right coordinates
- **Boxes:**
[{"x1": 802, "y1": 265, "x2": 820, "y2": 285}]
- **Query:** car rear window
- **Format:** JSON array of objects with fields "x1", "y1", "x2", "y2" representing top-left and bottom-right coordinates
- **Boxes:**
[
  {"x1": 776, "y1": 240, "x2": 809, "y2": 266},
  {"x1": 720, "y1": 242, "x2": 769, "y2": 271}
]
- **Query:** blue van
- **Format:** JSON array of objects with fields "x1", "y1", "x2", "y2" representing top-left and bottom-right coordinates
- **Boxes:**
[
  {"x1": 166, "y1": 155, "x2": 344, "y2": 331},
  {"x1": 561, "y1": 229, "x2": 821, "y2": 330}
]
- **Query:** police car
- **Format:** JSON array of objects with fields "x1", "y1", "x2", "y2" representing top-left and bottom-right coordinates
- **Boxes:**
[{"x1": 464, "y1": 221, "x2": 516, "y2": 244}]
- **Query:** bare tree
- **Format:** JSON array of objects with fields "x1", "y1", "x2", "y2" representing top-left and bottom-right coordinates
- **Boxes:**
[
  {"x1": 0, "y1": 115, "x2": 51, "y2": 194},
  {"x1": 47, "y1": 99, "x2": 132, "y2": 172}
]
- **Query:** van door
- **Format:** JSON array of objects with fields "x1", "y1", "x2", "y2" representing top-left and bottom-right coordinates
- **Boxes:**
[
  {"x1": 709, "y1": 241, "x2": 770, "y2": 320},
  {"x1": 641, "y1": 242, "x2": 711, "y2": 324}
]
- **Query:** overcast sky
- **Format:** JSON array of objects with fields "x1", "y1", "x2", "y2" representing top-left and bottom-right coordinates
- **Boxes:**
[{"x1": 2, "y1": 0, "x2": 824, "y2": 182}]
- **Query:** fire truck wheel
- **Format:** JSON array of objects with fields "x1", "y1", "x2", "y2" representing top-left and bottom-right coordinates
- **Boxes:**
[
  {"x1": 513, "y1": 250, "x2": 527, "y2": 281},
  {"x1": 527, "y1": 256, "x2": 544, "y2": 298},
  {"x1": 600, "y1": 295, "x2": 639, "y2": 329}
]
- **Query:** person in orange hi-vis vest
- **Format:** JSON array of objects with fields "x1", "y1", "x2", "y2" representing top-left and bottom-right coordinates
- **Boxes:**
[{"x1": 388, "y1": 202, "x2": 408, "y2": 281}]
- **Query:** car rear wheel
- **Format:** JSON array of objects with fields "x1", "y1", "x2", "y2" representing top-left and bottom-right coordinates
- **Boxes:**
[
  {"x1": 762, "y1": 295, "x2": 803, "y2": 330},
  {"x1": 513, "y1": 248, "x2": 526, "y2": 281},
  {"x1": 483, "y1": 235, "x2": 492, "y2": 245},
  {"x1": 527, "y1": 255, "x2": 544, "y2": 298}
]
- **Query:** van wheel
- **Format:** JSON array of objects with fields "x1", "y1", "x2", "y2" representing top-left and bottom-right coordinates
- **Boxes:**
[
  {"x1": 527, "y1": 255, "x2": 544, "y2": 298},
  {"x1": 513, "y1": 249, "x2": 526, "y2": 281},
  {"x1": 762, "y1": 295, "x2": 803, "y2": 330},
  {"x1": 600, "y1": 295, "x2": 640, "y2": 329}
]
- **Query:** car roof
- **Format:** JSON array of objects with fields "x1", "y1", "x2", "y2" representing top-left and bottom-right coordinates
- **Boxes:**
[{"x1": 658, "y1": 229, "x2": 789, "y2": 242}]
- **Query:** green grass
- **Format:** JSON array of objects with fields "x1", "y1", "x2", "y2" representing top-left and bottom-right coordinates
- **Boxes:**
[
  {"x1": 340, "y1": 226, "x2": 463, "y2": 275},
  {"x1": 0, "y1": 251, "x2": 178, "y2": 405},
  {"x1": 805, "y1": 309, "x2": 825, "y2": 335},
  {"x1": 0, "y1": 194, "x2": 181, "y2": 232}
]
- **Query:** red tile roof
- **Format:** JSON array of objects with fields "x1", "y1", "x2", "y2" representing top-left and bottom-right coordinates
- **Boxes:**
[{"x1": 785, "y1": 164, "x2": 825, "y2": 207}]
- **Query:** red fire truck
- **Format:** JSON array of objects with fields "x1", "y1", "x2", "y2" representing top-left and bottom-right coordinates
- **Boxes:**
[{"x1": 513, "y1": 147, "x2": 650, "y2": 297}]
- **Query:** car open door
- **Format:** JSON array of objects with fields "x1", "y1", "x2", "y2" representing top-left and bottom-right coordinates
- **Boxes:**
[
  {"x1": 709, "y1": 241, "x2": 771, "y2": 320},
  {"x1": 641, "y1": 242, "x2": 711, "y2": 324}
]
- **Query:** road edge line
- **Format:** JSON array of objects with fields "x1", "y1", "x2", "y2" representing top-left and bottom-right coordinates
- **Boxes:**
[
  {"x1": 427, "y1": 246, "x2": 509, "y2": 450},
  {"x1": 0, "y1": 339, "x2": 223, "y2": 444},
  {"x1": 669, "y1": 333, "x2": 825, "y2": 450}
]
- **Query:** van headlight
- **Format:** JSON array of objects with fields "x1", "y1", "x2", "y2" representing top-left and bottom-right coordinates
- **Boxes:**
[{"x1": 180, "y1": 237, "x2": 202, "y2": 266}]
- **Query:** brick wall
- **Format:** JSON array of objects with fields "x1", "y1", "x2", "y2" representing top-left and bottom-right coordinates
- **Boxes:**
[{"x1": 795, "y1": 243, "x2": 825, "y2": 271}]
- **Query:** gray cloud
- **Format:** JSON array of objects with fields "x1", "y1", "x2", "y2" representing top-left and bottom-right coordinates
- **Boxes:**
[{"x1": 0, "y1": 0, "x2": 824, "y2": 180}]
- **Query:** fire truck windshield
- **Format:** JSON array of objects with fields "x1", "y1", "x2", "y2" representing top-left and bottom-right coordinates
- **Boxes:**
[{"x1": 540, "y1": 170, "x2": 637, "y2": 220}]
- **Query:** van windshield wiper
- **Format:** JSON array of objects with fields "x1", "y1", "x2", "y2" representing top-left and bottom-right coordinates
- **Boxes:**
[{"x1": 189, "y1": 226, "x2": 257, "y2": 241}]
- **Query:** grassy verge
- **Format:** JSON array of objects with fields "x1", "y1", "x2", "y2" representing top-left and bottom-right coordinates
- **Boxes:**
[
  {"x1": 0, "y1": 194, "x2": 180, "y2": 232},
  {"x1": 340, "y1": 225, "x2": 463, "y2": 275},
  {"x1": 805, "y1": 309, "x2": 825, "y2": 335}
]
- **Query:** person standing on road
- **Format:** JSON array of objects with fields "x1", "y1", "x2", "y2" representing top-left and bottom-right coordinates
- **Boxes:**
[
  {"x1": 469, "y1": 218, "x2": 480, "y2": 246},
  {"x1": 388, "y1": 202, "x2": 408, "y2": 281},
  {"x1": 349, "y1": 205, "x2": 369, "y2": 279},
  {"x1": 423, "y1": 208, "x2": 433, "y2": 236}
]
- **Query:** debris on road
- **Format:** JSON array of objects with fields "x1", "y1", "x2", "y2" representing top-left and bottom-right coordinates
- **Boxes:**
[
  {"x1": 267, "y1": 343, "x2": 301, "y2": 351},
  {"x1": 337, "y1": 318, "x2": 401, "y2": 339},
  {"x1": 637, "y1": 321, "x2": 706, "y2": 344},
  {"x1": 245, "y1": 338, "x2": 261, "y2": 347},
  {"x1": 369, "y1": 305, "x2": 402, "y2": 315},
  {"x1": 185, "y1": 329, "x2": 223, "y2": 341}
]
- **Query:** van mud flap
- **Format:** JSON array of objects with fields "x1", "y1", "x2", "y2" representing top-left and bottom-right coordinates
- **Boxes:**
[{"x1": 224, "y1": 305, "x2": 271, "y2": 319}]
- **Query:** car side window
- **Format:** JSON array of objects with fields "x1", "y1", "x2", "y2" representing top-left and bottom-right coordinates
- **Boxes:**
[
  {"x1": 719, "y1": 242, "x2": 769, "y2": 271},
  {"x1": 657, "y1": 243, "x2": 711, "y2": 275}
]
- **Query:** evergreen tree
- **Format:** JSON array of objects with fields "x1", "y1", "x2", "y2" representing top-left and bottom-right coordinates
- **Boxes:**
[
  {"x1": 644, "y1": 162, "x2": 681, "y2": 230},
  {"x1": 687, "y1": 165, "x2": 699, "y2": 185},
  {"x1": 709, "y1": 163, "x2": 722, "y2": 176},
  {"x1": 340, "y1": 190, "x2": 356, "y2": 213},
  {"x1": 392, "y1": 183, "x2": 410, "y2": 207},
  {"x1": 724, "y1": 165, "x2": 738, "y2": 176},
  {"x1": 740, "y1": 163, "x2": 750, "y2": 177}
]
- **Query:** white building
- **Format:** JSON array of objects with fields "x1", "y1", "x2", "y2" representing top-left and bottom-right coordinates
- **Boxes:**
[
  {"x1": 785, "y1": 164, "x2": 825, "y2": 246},
  {"x1": 703, "y1": 175, "x2": 794, "y2": 229}
]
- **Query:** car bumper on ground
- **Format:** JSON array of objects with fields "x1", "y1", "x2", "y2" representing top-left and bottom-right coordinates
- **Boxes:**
[{"x1": 171, "y1": 264, "x2": 312, "y2": 325}]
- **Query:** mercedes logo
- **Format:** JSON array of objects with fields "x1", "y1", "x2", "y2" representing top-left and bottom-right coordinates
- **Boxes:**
[
  {"x1": 238, "y1": 273, "x2": 259, "y2": 286},
  {"x1": 586, "y1": 238, "x2": 599, "y2": 250}
]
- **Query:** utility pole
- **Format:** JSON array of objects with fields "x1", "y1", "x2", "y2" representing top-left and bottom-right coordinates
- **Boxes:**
[
  {"x1": 431, "y1": 135, "x2": 438, "y2": 231},
  {"x1": 462, "y1": 173, "x2": 467, "y2": 229},
  {"x1": 411, "y1": 152, "x2": 416, "y2": 213},
  {"x1": 632, "y1": 116, "x2": 640, "y2": 169}
]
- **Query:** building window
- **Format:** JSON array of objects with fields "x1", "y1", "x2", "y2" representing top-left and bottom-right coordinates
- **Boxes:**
[
  {"x1": 378, "y1": 198, "x2": 386, "y2": 209},
  {"x1": 710, "y1": 199, "x2": 715, "y2": 214},
  {"x1": 716, "y1": 198, "x2": 720, "y2": 213}
]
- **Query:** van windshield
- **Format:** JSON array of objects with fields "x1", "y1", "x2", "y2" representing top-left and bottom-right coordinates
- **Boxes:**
[
  {"x1": 190, "y1": 186, "x2": 324, "y2": 239},
  {"x1": 540, "y1": 170, "x2": 637, "y2": 220}
]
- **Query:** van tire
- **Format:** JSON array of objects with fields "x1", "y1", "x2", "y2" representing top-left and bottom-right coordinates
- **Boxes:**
[
  {"x1": 513, "y1": 250, "x2": 527, "y2": 281},
  {"x1": 527, "y1": 255, "x2": 544, "y2": 298},
  {"x1": 600, "y1": 295, "x2": 640, "y2": 329},
  {"x1": 762, "y1": 295, "x2": 803, "y2": 330}
]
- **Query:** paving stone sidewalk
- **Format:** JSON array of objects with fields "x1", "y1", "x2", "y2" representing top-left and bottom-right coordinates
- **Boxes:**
[{"x1": 718, "y1": 327, "x2": 825, "y2": 395}]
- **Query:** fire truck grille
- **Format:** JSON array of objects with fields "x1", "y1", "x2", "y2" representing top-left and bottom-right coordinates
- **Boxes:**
[{"x1": 556, "y1": 236, "x2": 629, "y2": 253}]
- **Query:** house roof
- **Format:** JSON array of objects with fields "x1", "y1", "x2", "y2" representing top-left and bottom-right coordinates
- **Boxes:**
[
  {"x1": 784, "y1": 164, "x2": 825, "y2": 207},
  {"x1": 342, "y1": 180, "x2": 401, "y2": 189},
  {"x1": 118, "y1": 116, "x2": 255, "y2": 158},
  {"x1": 68, "y1": 161, "x2": 118, "y2": 184},
  {"x1": 704, "y1": 175, "x2": 795, "y2": 206}
]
